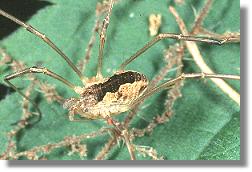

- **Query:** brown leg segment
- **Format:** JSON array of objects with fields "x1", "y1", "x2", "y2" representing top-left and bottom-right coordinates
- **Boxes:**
[
  {"x1": 119, "y1": 33, "x2": 229, "y2": 70},
  {"x1": 4, "y1": 66, "x2": 77, "y2": 124},
  {"x1": 0, "y1": 9, "x2": 85, "y2": 83},
  {"x1": 130, "y1": 72, "x2": 240, "y2": 108}
]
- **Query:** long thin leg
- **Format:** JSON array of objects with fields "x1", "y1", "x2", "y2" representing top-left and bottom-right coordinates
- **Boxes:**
[
  {"x1": 0, "y1": 9, "x2": 85, "y2": 84},
  {"x1": 119, "y1": 33, "x2": 229, "y2": 70},
  {"x1": 79, "y1": 0, "x2": 111, "y2": 74},
  {"x1": 4, "y1": 66, "x2": 77, "y2": 123},
  {"x1": 130, "y1": 72, "x2": 240, "y2": 108},
  {"x1": 96, "y1": 0, "x2": 114, "y2": 79},
  {"x1": 169, "y1": 5, "x2": 240, "y2": 105},
  {"x1": 5, "y1": 79, "x2": 42, "y2": 124},
  {"x1": 5, "y1": 66, "x2": 76, "y2": 89},
  {"x1": 106, "y1": 116, "x2": 136, "y2": 160},
  {"x1": 191, "y1": 0, "x2": 213, "y2": 34},
  {"x1": 190, "y1": 0, "x2": 240, "y2": 43}
]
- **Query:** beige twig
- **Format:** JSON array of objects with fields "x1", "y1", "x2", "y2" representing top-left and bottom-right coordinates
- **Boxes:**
[
  {"x1": 135, "y1": 145, "x2": 164, "y2": 160},
  {"x1": 169, "y1": 6, "x2": 240, "y2": 105},
  {"x1": 95, "y1": 136, "x2": 116, "y2": 160},
  {"x1": 2, "y1": 128, "x2": 109, "y2": 160},
  {"x1": 191, "y1": 0, "x2": 213, "y2": 34}
]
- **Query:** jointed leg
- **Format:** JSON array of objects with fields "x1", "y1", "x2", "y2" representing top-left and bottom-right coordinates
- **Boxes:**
[
  {"x1": 5, "y1": 79, "x2": 42, "y2": 124},
  {"x1": 0, "y1": 9, "x2": 85, "y2": 84},
  {"x1": 79, "y1": 0, "x2": 113, "y2": 74},
  {"x1": 5, "y1": 66, "x2": 76, "y2": 89},
  {"x1": 96, "y1": 0, "x2": 115, "y2": 79},
  {"x1": 119, "y1": 33, "x2": 231, "y2": 70},
  {"x1": 106, "y1": 116, "x2": 136, "y2": 160},
  {"x1": 130, "y1": 72, "x2": 240, "y2": 108},
  {"x1": 169, "y1": 5, "x2": 240, "y2": 105},
  {"x1": 4, "y1": 66, "x2": 77, "y2": 123}
]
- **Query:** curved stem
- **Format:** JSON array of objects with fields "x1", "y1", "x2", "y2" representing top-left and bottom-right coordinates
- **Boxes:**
[{"x1": 169, "y1": 6, "x2": 240, "y2": 105}]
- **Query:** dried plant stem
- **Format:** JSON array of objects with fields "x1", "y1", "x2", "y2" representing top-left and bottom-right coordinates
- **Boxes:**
[
  {"x1": 8, "y1": 67, "x2": 37, "y2": 132},
  {"x1": 0, "y1": 0, "x2": 240, "y2": 160},
  {"x1": 78, "y1": 0, "x2": 119, "y2": 74},
  {"x1": 78, "y1": 17, "x2": 100, "y2": 73},
  {"x1": 191, "y1": 0, "x2": 240, "y2": 43},
  {"x1": 131, "y1": 44, "x2": 185, "y2": 137},
  {"x1": 124, "y1": 44, "x2": 184, "y2": 128},
  {"x1": 0, "y1": 48, "x2": 12, "y2": 66},
  {"x1": 0, "y1": 140, "x2": 16, "y2": 160},
  {"x1": 121, "y1": 129, "x2": 136, "y2": 160},
  {"x1": 191, "y1": 0, "x2": 213, "y2": 34},
  {"x1": 124, "y1": 105, "x2": 140, "y2": 128},
  {"x1": 3, "y1": 76, "x2": 38, "y2": 159},
  {"x1": 135, "y1": 145, "x2": 164, "y2": 160},
  {"x1": 95, "y1": 136, "x2": 116, "y2": 160},
  {"x1": 156, "y1": 44, "x2": 184, "y2": 123},
  {"x1": 108, "y1": 119, "x2": 136, "y2": 160},
  {"x1": 37, "y1": 81, "x2": 64, "y2": 104},
  {"x1": 169, "y1": 6, "x2": 240, "y2": 105},
  {"x1": 3, "y1": 128, "x2": 109, "y2": 160}
]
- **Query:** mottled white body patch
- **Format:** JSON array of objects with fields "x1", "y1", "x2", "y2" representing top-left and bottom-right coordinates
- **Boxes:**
[{"x1": 63, "y1": 71, "x2": 148, "y2": 119}]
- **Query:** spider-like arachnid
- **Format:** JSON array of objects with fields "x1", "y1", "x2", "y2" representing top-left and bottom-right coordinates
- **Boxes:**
[{"x1": 0, "y1": 0, "x2": 240, "y2": 160}]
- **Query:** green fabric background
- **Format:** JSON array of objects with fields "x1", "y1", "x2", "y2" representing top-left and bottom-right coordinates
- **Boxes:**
[{"x1": 0, "y1": 0, "x2": 240, "y2": 160}]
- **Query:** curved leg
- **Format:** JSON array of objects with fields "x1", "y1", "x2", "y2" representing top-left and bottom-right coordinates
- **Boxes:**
[
  {"x1": 5, "y1": 79, "x2": 42, "y2": 125},
  {"x1": 130, "y1": 72, "x2": 240, "y2": 108},
  {"x1": 119, "y1": 33, "x2": 229, "y2": 70},
  {"x1": 4, "y1": 66, "x2": 77, "y2": 124},
  {"x1": 0, "y1": 9, "x2": 85, "y2": 83},
  {"x1": 106, "y1": 116, "x2": 136, "y2": 160}
]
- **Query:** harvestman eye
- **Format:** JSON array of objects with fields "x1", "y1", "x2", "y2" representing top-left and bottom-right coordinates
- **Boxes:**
[{"x1": 0, "y1": 0, "x2": 240, "y2": 160}]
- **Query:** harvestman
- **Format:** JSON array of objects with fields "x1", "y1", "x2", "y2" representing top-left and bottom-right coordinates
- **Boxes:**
[{"x1": 0, "y1": 0, "x2": 240, "y2": 159}]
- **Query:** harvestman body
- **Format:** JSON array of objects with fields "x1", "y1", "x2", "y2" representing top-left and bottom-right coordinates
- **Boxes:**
[
  {"x1": 0, "y1": 1, "x2": 239, "y2": 124},
  {"x1": 63, "y1": 71, "x2": 148, "y2": 120}
]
